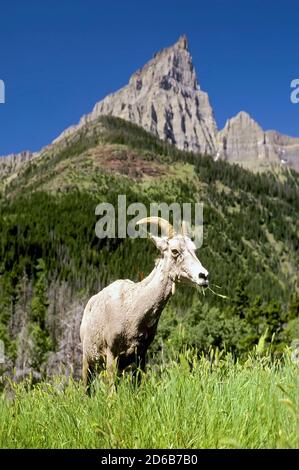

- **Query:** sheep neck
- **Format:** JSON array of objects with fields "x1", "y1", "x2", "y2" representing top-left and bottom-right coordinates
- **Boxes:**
[{"x1": 134, "y1": 255, "x2": 173, "y2": 329}]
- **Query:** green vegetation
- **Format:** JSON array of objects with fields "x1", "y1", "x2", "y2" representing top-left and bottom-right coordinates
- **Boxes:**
[
  {"x1": 29, "y1": 259, "x2": 52, "y2": 371},
  {"x1": 1, "y1": 352, "x2": 299, "y2": 448}
]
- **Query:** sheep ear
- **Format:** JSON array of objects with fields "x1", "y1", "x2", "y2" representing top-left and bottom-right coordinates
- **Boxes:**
[{"x1": 150, "y1": 235, "x2": 168, "y2": 252}]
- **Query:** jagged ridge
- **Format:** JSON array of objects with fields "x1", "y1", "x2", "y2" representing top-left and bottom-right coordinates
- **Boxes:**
[{"x1": 217, "y1": 111, "x2": 299, "y2": 172}]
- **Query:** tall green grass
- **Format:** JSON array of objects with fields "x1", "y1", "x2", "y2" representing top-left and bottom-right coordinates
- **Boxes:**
[{"x1": 1, "y1": 352, "x2": 299, "y2": 449}]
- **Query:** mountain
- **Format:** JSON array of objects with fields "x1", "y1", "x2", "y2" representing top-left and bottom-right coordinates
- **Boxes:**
[
  {"x1": 53, "y1": 35, "x2": 218, "y2": 156},
  {"x1": 1, "y1": 35, "x2": 299, "y2": 174},
  {"x1": 217, "y1": 111, "x2": 299, "y2": 172},
  {"x1": 50, "y1": 35, "x2": 299, "y2": 173}
]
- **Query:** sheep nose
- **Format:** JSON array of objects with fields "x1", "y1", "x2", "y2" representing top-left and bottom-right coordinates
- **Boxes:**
[{"x1": 199, "y1": 272, "x2": 209, "y2": 285}]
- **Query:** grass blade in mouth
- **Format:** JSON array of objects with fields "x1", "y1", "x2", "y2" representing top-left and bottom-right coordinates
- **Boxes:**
[{"x1": 207, "y1": 285, "x2": 229, "y2": 299}]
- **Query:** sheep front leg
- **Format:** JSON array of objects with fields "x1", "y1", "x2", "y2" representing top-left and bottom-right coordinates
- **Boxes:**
[
  {"x1": 82, "y1": 357, "x2": 95, "y2": 396},
  {"x1": 106, "y1": 349, "x2": 118, "y2": 393},
  {"x1": 132, "y1": 352, "x2": 146, "y2": 386}
]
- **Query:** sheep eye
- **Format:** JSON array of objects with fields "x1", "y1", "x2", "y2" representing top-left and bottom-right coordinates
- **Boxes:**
[{"x1": 171, "y1": 249, "x2": 180, "y2": 257}]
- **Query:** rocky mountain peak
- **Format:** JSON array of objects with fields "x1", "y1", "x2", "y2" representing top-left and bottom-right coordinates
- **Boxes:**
[
  {"x1": 129, "y1": 34, "x2": 197, "y2": 92},
  {"x1": 217, "y1": 111, "x2": 299, "y2": 171},
  {"x1": 233, "y1": 110, "x2": 258, "y2": 124},
  {"x1": 176, "y1": 34, "x2": 189, "y2": 49},
  {"x1": 53, "y1": 36, "x2": 218, "y2": 155},
  {"x1": 222, "y1": 111, "x2": 263, "y2": 134}
]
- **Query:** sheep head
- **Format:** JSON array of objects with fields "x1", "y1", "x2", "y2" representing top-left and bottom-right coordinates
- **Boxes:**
[{"x1": 136, "y1": 217, "x2": 209, "y2": 288}]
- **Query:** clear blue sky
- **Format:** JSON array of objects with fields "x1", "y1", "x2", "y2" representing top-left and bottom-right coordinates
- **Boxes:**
[{"x1": 0, "y1": 0, "x2": 298, "y2": 155}]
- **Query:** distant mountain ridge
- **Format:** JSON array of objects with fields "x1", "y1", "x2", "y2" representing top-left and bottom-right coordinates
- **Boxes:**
[
  {"x1": 217, "y1": 111, "x2": 299, "y2": 171},
  {"x1": 0, "y1": 150, "x2": 36, "y2": 177},
  {"x1": 1, "y1": 35, "x2": 299, "y2": 173}
]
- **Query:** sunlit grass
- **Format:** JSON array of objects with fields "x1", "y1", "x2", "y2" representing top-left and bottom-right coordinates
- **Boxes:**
[{"x1": 0, "y1": 352, "x2": 299, "y2": 449}]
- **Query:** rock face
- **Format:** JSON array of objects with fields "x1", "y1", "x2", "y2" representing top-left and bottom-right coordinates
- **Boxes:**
[
  {"x1": 217, "y1": 111, "x2": 299, "y2": 172},
  {"x1": 0, "y1": 151, "x2": 36, "y2": 176},
  {"x1": 265, "y1": 130, "x2": 299, "y2": 172},
  {"x1": 54, "y1": 35, "x2": 218, "y2": 155}
]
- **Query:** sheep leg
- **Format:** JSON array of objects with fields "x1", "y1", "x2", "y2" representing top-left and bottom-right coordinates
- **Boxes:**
[
  {"x1": 106, "y1": 349, "x2": 118, "y2": 393},
  {"x1": 82, "y1": 357, "x2": 95, "y2": 396},
  {"x1": 132, "y1": 352, "x2": 146, "y2": 386},
  {"x1": 138, "y1": 353, "x2": 146, "y2": 373}
]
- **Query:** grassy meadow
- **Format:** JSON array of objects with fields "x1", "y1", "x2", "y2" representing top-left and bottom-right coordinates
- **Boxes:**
[{"x1": 1, "y1": 351, "x2": 299, "y2": 449}]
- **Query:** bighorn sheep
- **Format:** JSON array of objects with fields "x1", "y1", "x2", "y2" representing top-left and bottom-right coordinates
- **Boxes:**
[{"x1": 80, "y1": 217, "x2": 209, "y2": 393}]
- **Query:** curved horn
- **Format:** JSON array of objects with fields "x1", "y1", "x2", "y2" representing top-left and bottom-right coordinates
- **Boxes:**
[
  {"x1": 136, "y1": 216, "x2": 175, "y2": 239},
  {"x1": 180, "y1": 220, "x2": 189, "y2": 237}
]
